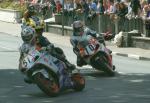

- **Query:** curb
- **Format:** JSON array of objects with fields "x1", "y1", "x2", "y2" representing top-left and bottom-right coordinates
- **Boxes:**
[
  {"x1": 112, "y1": 52, "x2": 150, "y2": 60},
  {"x1": 0, "y1": 31, "x2": 150, "y2": 61}
]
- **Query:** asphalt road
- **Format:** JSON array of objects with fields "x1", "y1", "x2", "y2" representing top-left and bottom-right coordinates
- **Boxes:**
[{"x1": 0, "y1": 33, "x2": 150, "y2": 103}]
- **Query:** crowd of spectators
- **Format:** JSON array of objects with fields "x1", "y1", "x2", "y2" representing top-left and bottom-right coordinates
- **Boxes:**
[
  {"x1": 49, "y1": 0, "x2": 150, "y2": 20},
  {"x1": 20, "y1": 0, "x2": 150, "y2": 34},
  {"x1": 48, "y1": 0, "x2": 150, "y2": 32},
  {"x1": 23, "y1": 0, "x2": 150, "y2": 21}
]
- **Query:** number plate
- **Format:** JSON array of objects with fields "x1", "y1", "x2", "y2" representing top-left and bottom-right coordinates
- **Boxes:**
[
  {"x1": 85, "y1": 44, "x2": 97, "y2": 55},
  {"x1": 22, "y1": 55, "x2": 34, "y2": 68}
]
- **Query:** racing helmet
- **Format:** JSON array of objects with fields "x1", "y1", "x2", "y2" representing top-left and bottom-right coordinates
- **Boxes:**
[
  {"x1": 27, "y1": 4, "x2": 36, "y2": 13},
  {"x1": 28, "y1": 16, "x2": 45, "y2": 35},
  {"x1": 73, "y1": 20, "x2": 84, "y2": 36},
  {"x1": 21, "y1": 26, "x2": 35, "y2": 43}
]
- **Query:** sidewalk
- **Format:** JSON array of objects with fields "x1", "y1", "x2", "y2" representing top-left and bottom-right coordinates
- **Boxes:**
[
  {"x1": 0, "y1": 21, "x2": 150, "y2": 60},
  {"x1": 43, "y1": 33, "x2": 150, "y2": 61}
]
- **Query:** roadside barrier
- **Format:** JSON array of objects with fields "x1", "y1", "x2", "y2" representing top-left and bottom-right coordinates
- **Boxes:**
[{"x1": 54, "y1": 13, "x2": 149, "y2": 37}]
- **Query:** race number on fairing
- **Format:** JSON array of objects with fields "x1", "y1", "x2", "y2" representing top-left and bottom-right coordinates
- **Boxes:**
[
  {"x1": 22, "y1": 55, "x2": 34, "y2": 68},
  {"x1": 85, "y1": 44, "x2": 97, "y2": 55}
]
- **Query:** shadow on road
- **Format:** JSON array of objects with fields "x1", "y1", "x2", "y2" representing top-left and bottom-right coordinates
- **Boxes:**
[
  {"x1": 0, "y1": 69, "x2": 150, "y2": 103},
  {"x1": 0, "y1": 69, "x2": 85, "y2": 102}
]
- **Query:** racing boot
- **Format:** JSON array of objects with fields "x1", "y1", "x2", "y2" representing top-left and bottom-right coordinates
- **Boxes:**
[
  {"x1": 53, "y1": 50, "x2": 76, "y2": 71},
  {"x1": 77, "y1": 57, "x2": 87, "y2": 67},
  {"x1": 65, "y1": 60, "x2": 76, "y2": 71},
  {"x1": 113, "y1": 65, "x2": 116, "y2": 70}
]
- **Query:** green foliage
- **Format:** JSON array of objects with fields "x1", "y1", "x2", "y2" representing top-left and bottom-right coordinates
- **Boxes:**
[
  {"x1": 0, "y1": 1, "x2": 27, "y2": 17},
  {"x1": 0, "y1": 1, "x2": 26, "y2": 10}
]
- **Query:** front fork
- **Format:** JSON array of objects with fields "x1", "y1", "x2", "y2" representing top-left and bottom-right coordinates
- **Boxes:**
[
  {"x1": 108, "y1": 54, "x2": 113, "y2": 67},
  {"x1": 104, "y1": 48, "x2": 113, "y2": 67}
]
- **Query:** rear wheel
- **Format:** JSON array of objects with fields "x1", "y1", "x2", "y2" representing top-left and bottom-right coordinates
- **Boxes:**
[
  {"x1": 71, "y1": 73, "x2": 85, "y2": 91},
  {"x1": 33, "y1": 72, "x2": 59, "y2": 97}
]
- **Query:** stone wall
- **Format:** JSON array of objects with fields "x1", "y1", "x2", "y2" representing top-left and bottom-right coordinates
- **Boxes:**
[
  {"x1": 131, "y1": 37, "x2": 150, "y2": 49},
  {"x1": 47, "y1": 24, "x2": 150, "y2": 49},
  {"x1": 0, "y1": 8, "x2": 21, "y2": 23},
  {"x1": 47, "y1": 24, "x2": 73, "y2": 36}
]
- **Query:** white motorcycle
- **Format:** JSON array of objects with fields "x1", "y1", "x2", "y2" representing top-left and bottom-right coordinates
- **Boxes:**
[
  {"x1": 76, "y1": 35, "x2": 115, "y2": 76},
  {"x1": 19, "y1": 46, "x2": 85, "y2": 97}
]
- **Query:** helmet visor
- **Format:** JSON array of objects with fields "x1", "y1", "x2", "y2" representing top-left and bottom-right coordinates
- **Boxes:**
[
  {"x1": 22, "y1": 35, "x2": 33, "y2": 42},
  {"x1": 74, "y1": 26, "x2": 84, "y2": 35},
  {"x1": 35, "y1": 28, "x2": 44, "y2": 35}
]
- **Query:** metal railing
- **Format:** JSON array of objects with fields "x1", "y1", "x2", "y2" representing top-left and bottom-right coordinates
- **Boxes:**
[{"x1": 54, "y1": 13, "x2": 150, "y2": 37}]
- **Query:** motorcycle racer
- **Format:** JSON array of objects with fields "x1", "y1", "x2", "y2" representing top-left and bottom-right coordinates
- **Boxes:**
[
  {"x1": 70, "y1": 20, "x2": 112, "y2": 67},
  {"x1": 21, "y1": 16, "x2": 75, "y2": 73},
  {"x1": 22, "y1": 4, "x2": 37, "y2": 25},
  {"x1": 19, "y1": 26, "x2": 76, "y2": 83}
]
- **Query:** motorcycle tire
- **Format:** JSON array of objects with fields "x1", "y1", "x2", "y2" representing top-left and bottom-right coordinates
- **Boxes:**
[
  {"x1": 33, "y1": 72, "x2": 59, "y2": 97},
  {"x1": 71, "y1": 73, "x2": 85, "y2": 91},
  {"x1": 102, "y1": 61, "x2": 115, "y2": 76},
  {"x1": 92, "y1": 53, "x2": 115, "y2": 76}
]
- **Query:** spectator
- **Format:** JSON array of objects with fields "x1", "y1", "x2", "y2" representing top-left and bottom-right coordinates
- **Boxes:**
[
  {"x1": 64, "y1": 0, "x2": 74, "y2": 15},
  {"x1": 64, "y1": 0, "x2": 74, "y2": 11},
  {"x1": 143, "y1": 2, "x2": 150, "y2": 35},
  {"x1": 41, "y1": 4, "x2": 49, "y2": 18},
  {"x1": 93, "y1": 0, "x2": 98, "y2": 5},
  {"x1": 106, "y1": 0, "x2": 117, "y2": 21},
  {"x1": 74, "y1": 0, "x2": 83, "y2": 20},
  {"x1": 107, "y1": 0, "x2": 116, "y2": 14},
  {"x1": 117, "y1": 0, "x2": 121, "y2": 2},
  {"x1": 103, "y1": 0, "x2": 108, "y2": 11},
  {"x1": 81, "y1": 0, "x2": 90, "y2": 23},
  {"x1": 97, "y1": 0, "x2": 105, "y2": 14},
  {"x1": 116, "y1": 2, "x2": 128, "y2": 31},
  {"x1": 140, "y1": 0, "x2": 148, "y2": 8},
  {"x1": 49, "y1": 0, "x2": 56, "y2": 15},
  {"x1": 140, "y1": 0, "x2": 148, "y2": 17},
  {"x1": 74, "y1": 0, "x2": 83, "y2": 11},
  {"x1": 116, "y1": 2, "x2": 128, "y2": 18},
  {"x1": 125, "y1": 0, "x2": 133, "y2": 19},
  {"x1": 31, "y1": 0, "x2": 38, "y2": 4},
  {"x1": 55, "y1": 0, "x2": 62, "y2": 13},
  {"x1": 88, "y1": 0, "x2": 97, "y2": 11},
  {"x1": 130, "y1": 0, "x2": 142, "y2": 17},
  {"x1": 87, "y1": 0, "x2": 97, "y2": 20},
  {"x1": 143, "y1": 1, "x2": 150, "y2": 18}
]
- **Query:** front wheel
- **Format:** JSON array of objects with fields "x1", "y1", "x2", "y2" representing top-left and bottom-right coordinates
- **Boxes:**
[
  {"x1": 33, "y1": 72, "x2": 60, "y2": 97},
  {"x1": 91, "y1": 53, "x2": 115, "y2": 76},
  {"x1": 100, "y1": 60, "x2": 115, "y2": 76},
  {"x1": 71, "y1": 73, "x2": 85, "y2": 91}
]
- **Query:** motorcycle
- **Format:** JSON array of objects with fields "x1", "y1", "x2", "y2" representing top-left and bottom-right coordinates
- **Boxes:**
[
  {"x1": 19, "y1": 46, "x2": 85, "y2": 97},
  {"x1": 76, "y1": 35, "x2": 115, "y2": 76}
]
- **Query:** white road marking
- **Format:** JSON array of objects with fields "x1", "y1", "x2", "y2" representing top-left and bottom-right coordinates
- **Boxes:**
[{"x1": 0, "y1": 43, "x2": 18, "y2": 51}]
